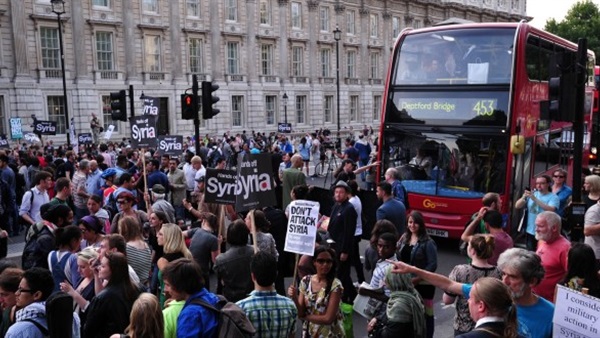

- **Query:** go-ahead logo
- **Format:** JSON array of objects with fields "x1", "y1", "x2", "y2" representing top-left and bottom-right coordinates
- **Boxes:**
[{"x1": 422, "y1": 199, "x2": 448, "y2": 209}]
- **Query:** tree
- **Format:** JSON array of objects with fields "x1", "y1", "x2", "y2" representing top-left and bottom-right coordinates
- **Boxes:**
[{"x1": 544, "y1": 0, "x2": 600, "y2": 61}]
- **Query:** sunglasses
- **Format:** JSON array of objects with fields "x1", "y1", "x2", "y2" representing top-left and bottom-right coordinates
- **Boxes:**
[
  {"x1": 116, "y1": 200, "x2": 128, "y2": 204},
  {"x1": 315, "y1": 259, "x2": 334, "y2": 264},
  {"x1": 553, "y1": 175, "x2": 565, "y2": 178}
]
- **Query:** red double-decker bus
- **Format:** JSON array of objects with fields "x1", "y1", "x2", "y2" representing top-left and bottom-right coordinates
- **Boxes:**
[{"x1": 378, "y1": 21, "x2": 596, "y2": 239}]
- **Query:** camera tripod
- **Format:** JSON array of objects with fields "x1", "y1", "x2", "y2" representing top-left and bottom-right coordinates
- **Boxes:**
[{"x1": 313, "y1": 149, "x2": 339, "y2": 187}]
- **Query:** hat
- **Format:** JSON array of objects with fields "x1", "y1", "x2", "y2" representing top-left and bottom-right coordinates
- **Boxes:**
[
  {"x1": 195, "y1": 175, "x2": 205, "y2": 183},
  {"x1": 334, "y1": 180, "x2": 352, "y2": 193},
  {"x1": 80, "y1": 215, "x2": 105, "y2": 234},
  {"x1": 101, "y1": 168, "x2": 118, "y2": 179},
  {"x1": 152, "y1": 184, "x2": 166, "y2": 194}
]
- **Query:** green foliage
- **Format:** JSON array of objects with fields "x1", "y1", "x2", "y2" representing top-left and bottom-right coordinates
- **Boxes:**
[{"x1": 543, "y1": 1, "x2": 600, "y2": 62}]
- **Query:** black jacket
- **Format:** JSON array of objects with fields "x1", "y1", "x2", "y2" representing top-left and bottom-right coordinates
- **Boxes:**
[{"x1": 328, "y1": 200, "x2": 357, "y2": 256}]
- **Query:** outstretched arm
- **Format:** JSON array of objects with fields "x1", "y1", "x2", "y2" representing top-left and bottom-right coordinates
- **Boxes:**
[{"x1": 389, "y1": 260, "x2": 464, "y2": 295}]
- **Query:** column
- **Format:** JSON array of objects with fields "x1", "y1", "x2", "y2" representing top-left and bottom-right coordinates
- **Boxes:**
[
  {"x1": 246, "y1": 0, "x2": 258, "y2": 82},
  {"x1": 169, "y1": 0, "x2": 183, "y2": 82}
]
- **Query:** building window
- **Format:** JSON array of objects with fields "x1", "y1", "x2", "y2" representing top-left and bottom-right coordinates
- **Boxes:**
[
  {"x1": 265, "y1": 95, "x2": 276, "y2": 125},
  {"x1": 319, "y1": 7, "x2": 329, "y2": 32},
  {"x1": 226, "y1": 0, "x2": 237, "y2": 21},
  {"x1": 295, "y1": 95, "x2": 306, "y2": 124},
  {"x1": 96, "y1": 32, "x2": 114, "y2": 71},
  {"x1": 101, "y1": 95, "x2": 119, "y2": 131},
  {"x1": 413, "y1": 20, "x2": 421, "y2": 29},
  {"x1": 370, "y1": 52, "x2": 379, "y2": 79},
  {"x1": 346, "y1": 10, "x2": 356, "y2": 35},
  {"x1": 370, "y1": 14, "x2": 378, "y2": 38},
  {"x1": 142, "y1": 0, "x2": 158, "y2": 13},
  {"x1": 189, "y1": 38, "x2": 203, "y2": 73},
  {"x1": 291, "y1": 2, "x2": 302, "y2": 29},
  {"x1": 320, "y1": 49, "x2": 330, "y2": 77},
  {"x1": 349, "y1": 95, "x2": 359, "y2": 122},
  {"x1": 373, "y1": 95, "x2": 381, "y2": 120},
  {"x1": 47, "y1": 96, "x2": 67, "y2": 134},
  {"x1": 259, "y1": 0, "x2": 271, "y2": 25},
  {"x1": 347, "y1": 50, "x2": 356, "y2": 78},
  {"x1": 324, "y1": 95, "x2": 333, "y2": 123},
  {"x1": 392, "y1": 16, "x2": 401, "y2": 38},
  {"x1": 232, "y1": 95, "x2": 244, "y2": 127},
  {"x1": 187, "y1": 0, "x2": 200, "y2": 17},
  {"x1": 40, "y1": 27, "x2": 60, "y2": 69},
  {"x1": 227, "y1": 42, "x2": 240, "y2": 74},
  {"x1": 144, "y1": 35, "x2": 162, "y2": 72},
  {"x1": 261, "y1": 44, "x2": 274, "y2": 76},
  {"x1": 292, "y1": 46, "x2": 303, "y2": 77},
  {"x1": 93, "y1": 0, "x2": 109, "y2": 7},
  {"x1": 512, "y1": 0, "x2": 519, "y2": 9}
]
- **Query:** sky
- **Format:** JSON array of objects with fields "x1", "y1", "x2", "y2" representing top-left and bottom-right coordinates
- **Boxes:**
[{"x1": 527, "y1": 0, "x2": 600, "y2": 28}]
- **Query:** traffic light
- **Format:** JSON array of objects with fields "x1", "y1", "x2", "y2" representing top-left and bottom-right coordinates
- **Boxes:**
[
  {"x1": 548, "y1": 72, "x2": 576, "y2": 121},
  {"x1": 181, "y1": 93, "x2": 198, "y2": 120},
  {"x1": 201, "y1": 81, "x2": 220, "y2": 119},
  {"x1": 110, "y1": 90, "x2": 127, "y2": 122}
]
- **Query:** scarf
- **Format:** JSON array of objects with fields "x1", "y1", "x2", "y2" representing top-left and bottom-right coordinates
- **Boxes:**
[{"x1": 384, "y1": 267, "x2": 426, "y2": 338}]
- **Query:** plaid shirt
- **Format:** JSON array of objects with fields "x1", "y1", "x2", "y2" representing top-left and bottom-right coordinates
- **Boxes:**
[{"x1": 236, "y1": 290, "x2": 298, "y2": 338}]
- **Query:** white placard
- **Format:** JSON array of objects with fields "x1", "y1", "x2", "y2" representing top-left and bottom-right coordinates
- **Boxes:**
[
  {"x1": 553, "y1": 285, "x2": 600, "y2": 338},
  {"x1": 284, "y1": 200, "x2": 320, "y2": 256},
  {"x1": 104, "y1": 125, "x2": 115, "y2": 139}
]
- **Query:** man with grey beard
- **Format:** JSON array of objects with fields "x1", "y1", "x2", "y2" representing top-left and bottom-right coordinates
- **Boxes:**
[{"x1": 388, "y1": 247, "x2": 554, "y2": 338}]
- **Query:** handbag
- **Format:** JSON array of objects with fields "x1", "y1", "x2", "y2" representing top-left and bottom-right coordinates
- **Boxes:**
[{"x1": 341, "y1": 302, "x2": 354, "y2": 338}]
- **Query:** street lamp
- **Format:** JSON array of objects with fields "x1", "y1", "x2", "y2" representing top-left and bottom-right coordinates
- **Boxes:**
[
  {"x1": 333, "y1": 25, "x2": 342, "y2": 150},
  {"x1": 282, "y1": 92, "x2": 288, "y2": 124},
  {"x1": 51, "y1": 0, "x2": 71, "y2": 146}
]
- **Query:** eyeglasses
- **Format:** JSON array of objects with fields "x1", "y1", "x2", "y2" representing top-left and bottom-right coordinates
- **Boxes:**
[
  {"x1": 535, "y1": 181, "x2": 547, "y2": 185},
  {"x1": 315, "y1": 259, "x2": 333, "y2": 264},
  {"x1": 116, "y1": 200, "x2": 128, "y2": 204},
  {"x1": 16, "y1": 288, "x2": 33, "y2": 294},
  {"x1": 553, "y1": 175, "x2": 565, "y2": 178}
]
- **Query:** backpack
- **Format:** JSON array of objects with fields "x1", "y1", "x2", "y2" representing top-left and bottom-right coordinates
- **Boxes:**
[
  {"x1": 22, "y1": 223, "x2": 53, "y2": 270},
  {"x1": 190, "y1": 295, "x2": 256, "y2": 338},
  {"x1": 103, "y1": 191, "x2": 118, "y2": 221},
  {"x1": 49, "y1": 251, "x2": 72, "y2": 293},
  {"x1": 27, "y1": 167, "x2": 40, "y2": 190},
  {"x1": 208, "y1": 149, "x2": 223, "y2": 168}
]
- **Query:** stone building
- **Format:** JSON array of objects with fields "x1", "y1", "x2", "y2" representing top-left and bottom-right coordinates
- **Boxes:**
[{"x1": 0, "y1": 0, "x2": 527, "y2": 144}]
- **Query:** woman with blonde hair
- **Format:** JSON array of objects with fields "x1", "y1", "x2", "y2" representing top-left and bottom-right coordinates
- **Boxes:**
[
  {"x1": 583, "y1": 174, "x2": 600, "y2": 210},
  {"x1": 60, "y1": 247, "x2": 99, "y2": 319},
  {"x1": 157, "y1": 223, "x2": 192, "y2": 308},
  {"x1": 110, "y1": 293, "x2": 164, "y2": 338},
  {"x1": 443, "y1": 235, "x2": 501, "y2": 336},
  {"x1": 118, "y1": 215, "x2": 152, "y2": 288},
  {"x1": 457, "y1": 277, "x2": 519, "y2": 338}
]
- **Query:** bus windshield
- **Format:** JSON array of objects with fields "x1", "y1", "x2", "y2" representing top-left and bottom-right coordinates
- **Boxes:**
[
  {"x1": 393, "y1": 28, "x2": 516, "y2": 85},
  {"x1": 384, "y1": 129, "x2": 507, "y2": 196}
]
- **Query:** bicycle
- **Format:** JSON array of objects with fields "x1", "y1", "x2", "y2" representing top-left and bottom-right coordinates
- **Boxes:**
[{"x1": 313, "y1": 149, "x2": 339, "y2": 185}]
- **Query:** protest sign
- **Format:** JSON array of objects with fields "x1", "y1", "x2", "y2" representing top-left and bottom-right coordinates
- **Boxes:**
[
  {"x1": 24, "y1": 133, "x2": 41, "y2": 143},
  {"x1": 10, "y1": 118, "x2": 22, "y2": 139},
  {"x1": 553, "y1": 285, "x2": 600, "y2": 338},
  {"x1": 284, "y1": 200, "x2": 320, "y2": 256},
  {"x1": 130, "y1": 115, "x2": 157, "y2": 148},
  {"x1": 34, "y1": 120, "x2": 57, "y2": 135},
  {"x1": 204, "y1": 168, "x2": 237, "y2": 205},
  {"x1": 104, "y1": 125, "x2": 115, "y2": 139},
  {"x1": 157, "y1": 135, "x2": 183, "y2": 156},
  {"x1": 0, "y1": 135, "x2": 9, "y2": 148},
  {"x1": 234, "y1": 153, "x2": 275, "y2": 211},
  {"x1": 78, "y1": 133, "x2": 93, "y2": 144},
  {"x1": 142, "y1": 96, "x2": 159, "y2": 116}
]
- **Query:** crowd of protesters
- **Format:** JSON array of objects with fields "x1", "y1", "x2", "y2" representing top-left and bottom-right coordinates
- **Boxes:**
[{"x1": 0, "y1": 123, "x2": 596, "y2": 338}]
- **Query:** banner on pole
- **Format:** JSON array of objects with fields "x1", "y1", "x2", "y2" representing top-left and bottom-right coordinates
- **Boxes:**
[
  {"x1": 157, "y1": 135, "x2": 183, "y2": 156},
  {"x1": 284, "y1": 200, "x2": 320, "y2": 256},
  {"x1": 34, "y1": 120, "x2": 57, "y2": 135},
  {"x1": 78, "y1": 133, "x2": 93, "y2": 145},
  {"x1": 142, "y1": 96, "x2": 159, "y2": 116},
  {"x1": 129, "y1": 115, "x2": 157, "y2": 148},
  {"x1": 234, "y1": 153, "x2": 276, "y2": 212},
  {"x1": 204, "y1": 168, "x2": 237, "y2": 205}
]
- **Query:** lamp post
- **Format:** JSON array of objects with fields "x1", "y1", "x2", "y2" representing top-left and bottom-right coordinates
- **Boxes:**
[
  {"x1": 51, "y1": 0, "x2": 70, "y2": 146},
  {"x1": 333, "y1": 25, "x2": 342, "y2": 150},
  {"x1": 282, "y1": 92, "x2": 288, "y2": 124}
]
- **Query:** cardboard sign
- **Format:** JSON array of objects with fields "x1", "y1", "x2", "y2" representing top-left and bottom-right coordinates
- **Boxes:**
[
  {"x1": 34, "y1": 120, "x2": 57, "y2": 135},
  {"x1": 0, "y1": 135, "x2": 9, "y2": 148},
  {"x1": 553, "y1": 285, "x2": 600, "y2": 338},
  {"x1": 204, "y1": 168, "x2": 237, "y2": 205},
  {"x1": 157, "y1": 135, "x2": 183, "y2": 156},
  {"x1": 129, "y1": 115, "x2": 157, "y2": 149},
  {"x1": 142, "y1": 96, "x2": 159, "y2": 116},
  {"x1": 234, "y1": 153, "x2": 276, "y2": 212},
  {"x1": 78, "y1": 133, "x2": 93, "y2": 144},
  {"x1": 284, "y1": 200, "x2": 320, "y2": 256},
  {"x1": 10, "y1": 118, "x2": 22, "y2": 139}
]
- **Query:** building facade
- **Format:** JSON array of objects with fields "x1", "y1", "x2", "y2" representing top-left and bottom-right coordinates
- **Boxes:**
[{"x1": 0, "y1": 0, "x2": 528, "y2": 143}]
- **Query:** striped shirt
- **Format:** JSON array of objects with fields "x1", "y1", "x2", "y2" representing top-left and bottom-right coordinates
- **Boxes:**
[
  {"x1": 126, "y1": 243, "x2": 152, "y2": 285},
  {"x1": 236, "y1": 290, "x2": 297, "y2": 338}
]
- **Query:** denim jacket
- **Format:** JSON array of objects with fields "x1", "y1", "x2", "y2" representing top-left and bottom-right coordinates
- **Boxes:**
[{"x1": 397, "y1": 234, "x2": 438, "y2": 273}]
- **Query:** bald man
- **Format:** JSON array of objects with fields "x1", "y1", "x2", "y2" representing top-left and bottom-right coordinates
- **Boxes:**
[{"x1": 282, "y1": 154, "x2": 306, "y2": 210}]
